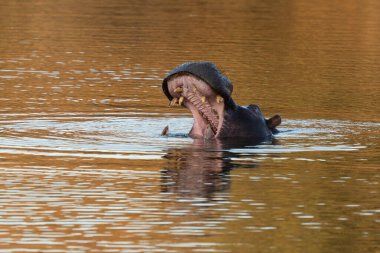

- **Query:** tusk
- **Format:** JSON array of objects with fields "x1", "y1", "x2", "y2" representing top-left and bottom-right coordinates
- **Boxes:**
[
  {"x1": 204, "y1": 124, "x2": 215, "y2": 140},
  {"x1": 201, "y1": 96, "x2": 206, "y2": 104},
  {"x1": 169, "y1": 98, "x2": 178, "y2": 107},
  {"x1": 178, "y1": 96, "x2": 184, "y2": 106},
  {"x1": 216, "y1": 95, "x2": 224, "y2": 103},
  {"x1": 161, "y1": 125, "x2": 169, "y2": 136},
  {"x1": 174, "y1": 87, "x2": 183, "y2": 93}
]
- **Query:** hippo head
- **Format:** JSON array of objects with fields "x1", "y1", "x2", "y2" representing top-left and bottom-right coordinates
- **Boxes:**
[
  {"x1": 162, "y1": 62, "x2": 281, "y2": 139},
  {"x1": 162, "y1": 62, "x2": 235, "y2": 139}
]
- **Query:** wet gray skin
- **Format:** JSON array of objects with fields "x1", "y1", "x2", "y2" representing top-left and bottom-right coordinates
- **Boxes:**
[{"x1": 162, "y1": 62, "x2": 281, "y2": 140}]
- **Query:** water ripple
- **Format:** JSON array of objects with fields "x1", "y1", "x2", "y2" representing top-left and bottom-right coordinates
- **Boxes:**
[{"x1": 1, "y1": 116, "x2": 377, "y2": 161}]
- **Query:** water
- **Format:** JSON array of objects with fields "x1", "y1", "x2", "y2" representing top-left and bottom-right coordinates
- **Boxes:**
[{"x1": 0, "y1": 1, "x2": 379, "y2": 252}]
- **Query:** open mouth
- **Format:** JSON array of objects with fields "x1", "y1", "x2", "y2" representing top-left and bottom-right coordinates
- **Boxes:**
[{"x1": 166, "y1": 74, "x2": 225, "y2": 139}]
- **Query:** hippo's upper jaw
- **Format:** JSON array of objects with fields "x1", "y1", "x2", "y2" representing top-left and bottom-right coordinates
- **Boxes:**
[{"x1": 162, "y1": 62, "x2": 281, "y2": 140}]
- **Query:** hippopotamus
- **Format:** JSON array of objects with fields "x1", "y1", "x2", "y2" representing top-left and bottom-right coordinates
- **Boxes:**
[{"x1": 162, "y1": 62, "x2": 281, "y2": 140}]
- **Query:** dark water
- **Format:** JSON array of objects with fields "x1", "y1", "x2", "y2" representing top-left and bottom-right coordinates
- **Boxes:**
[{"x1": 0, "y1": 1, "x2": 379, "y2": 252}]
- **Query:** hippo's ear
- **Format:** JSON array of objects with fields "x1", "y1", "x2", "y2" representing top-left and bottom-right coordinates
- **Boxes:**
[{"x1": 266, "y1": 114, "x2": 281, "y2": 129}]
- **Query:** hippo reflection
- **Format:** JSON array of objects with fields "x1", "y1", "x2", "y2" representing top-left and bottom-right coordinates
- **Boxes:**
[
  {"x1": 162, "y1": 62, "x2": 281, "y2": 139},
  {"x1": 161, "y1": 139, "x2": 231, "y2": 198},
  {"x1": 161, "y1": 138, "x2": 276, "y2": 198}
]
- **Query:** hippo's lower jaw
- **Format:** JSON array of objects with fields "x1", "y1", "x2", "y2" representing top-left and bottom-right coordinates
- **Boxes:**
[{"x1": 167, "y1": 74, "x2": 225, "y2": 139}]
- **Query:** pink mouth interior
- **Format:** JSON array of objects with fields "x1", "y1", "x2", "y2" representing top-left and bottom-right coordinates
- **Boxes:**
[{"x1": 167, "y1": 74, "x2": 225, "y2": 138}]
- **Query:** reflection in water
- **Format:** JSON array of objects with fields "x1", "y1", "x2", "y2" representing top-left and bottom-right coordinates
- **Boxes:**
[
  {"x1": 161, "y1": 138, "x2": 281, "y2": 198},
  {"x1": 161, "y1": 149, "x2": 230, "y2": 198}
]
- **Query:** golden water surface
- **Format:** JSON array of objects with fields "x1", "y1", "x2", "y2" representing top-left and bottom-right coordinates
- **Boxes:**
[{"x1": 0, "y1": 1, "x2": 379, "y2": 252}]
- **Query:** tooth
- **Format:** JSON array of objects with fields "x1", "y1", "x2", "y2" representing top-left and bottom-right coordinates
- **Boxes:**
[
  {"x1": 216, "y1": 95, "x2": 224, "y2": 103},
  {"x1": 201, "y1": 96, "x2": 206, "y2": 104},
  {"x1": 174, "y1": 87, "x2": 183, "y2": 93},
  {"x1": 204, "y1": 124, "x2": 215, "y2": 140},
  {"x1": 178, "y1": 96, "x2": 184, "y2": 106},
  {"x1": 169, "y1": 98, "x2": 178, "y2": 107},
  {"x1": 161, "y1": 125, "x2": 169, "y2": 136}
]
